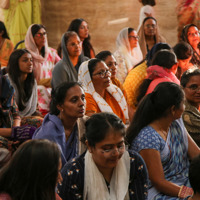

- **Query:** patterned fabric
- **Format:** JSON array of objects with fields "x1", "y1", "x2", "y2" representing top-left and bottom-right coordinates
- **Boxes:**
[
  {"x1": 114, "y1": 27, "x2": 143, "y2": 84},
  {"x1": 36, "y1": 48, "x2": 60, "y2": 114},
  {"x1": 58, "y1": 151, "x2": 148, "y2": 200},
  {"x1": 0, "y1": 39, "x2": 14, "y2": 67},
  {"x1": 78, "y1": 60, "x2": 129, "y2": 124},
  {"x1": 146, "y1": 65, "x2": 180, "y2": 95},
  {"x1": 131, "y1": 119, "x2": 191, "y2": 200},
  {"x1": 0, "y1": 75, "x2": 20, "y2": 128},
  {"x1": 123, "y1": 61, "x2": 147, "y2": 110},
  {"x1": 182, "y1": 100, "x2": 200, "y2": 147}
]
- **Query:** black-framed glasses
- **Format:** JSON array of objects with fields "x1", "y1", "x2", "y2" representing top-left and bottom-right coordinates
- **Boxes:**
[
  {"x1": 186, "y1": 84, "x2": 200, "y2": 92},
  {"x1": 145, "y1": 24, "x2": 156, "y2": 29},
  {"x1": 93, "y1": 70, "x2": 111, "y2": 78},
  {"x1": 128, "y1": 36, "x2": 140, "y2": 40},
  {"x1": 35, "y1": 32, "x2": 47, "y2": 38}
]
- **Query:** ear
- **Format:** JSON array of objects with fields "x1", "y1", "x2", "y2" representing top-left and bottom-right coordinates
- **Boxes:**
[
  {"x1": 56, "y1": 104, "x2": 63, "y2": 112},
  {"x1": 171, "y1": 63, "x2": 178, "y2": 74},
  {"x1": 170, "y1": 105, "x2": 176, "y2": 117},
  {"x1": 85, "y1": 140, "x2": 93, "y2": 153}
]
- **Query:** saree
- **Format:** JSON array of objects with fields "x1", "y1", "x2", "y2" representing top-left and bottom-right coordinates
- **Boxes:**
[
  {"x1": 0, "y1": 39, "x2": 14, "y2": 67},
  {"x1": 3, "y1": 0, "x2": 41, "y2": 48},
  {"x1": 114, "y1": 27, "x2": 143, "y2": 84},
  {"x1": 131, "y1": 118, "x2": 191, "y2": 200}
]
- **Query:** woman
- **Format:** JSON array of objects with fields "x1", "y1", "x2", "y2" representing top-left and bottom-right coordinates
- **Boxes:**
[
  {"x1": 95, "y1": 50, "x2": 125, "y2": 95},
  {"x1": 52, "y1": 31, "x2": 88, "y2": 89},
  {"x1": 181, "y1": 68, "x2": 200, "y2": 147},
  {"x1": 173, "y1": 41, "x2": 196, "y2": 80},
  {"x1": 181, "y1": 24, "x2": 200, "y2": 67},
  {"x1": 58, "y1": 112, "x2": 148, "y2": 200},
  {"x1": 33, "y1": 82, "x2": 87, "y2": 166},
  {"x1": 138, "y1": 0, "x2": 156, "y2": 27},
  {"x1": 0, "y1": 21, "x2": 14, "y2": 68},
  {"x1": 113, "y1": 27, "x2": 143, "y2": 84},
  {"x1": 0, "y1": 139, "x2": 62, "y2": 200},
  {"x1": 137, "y1": 49, "x2": 179, "y2": 104},
  {"x1": 127, "y1": 82, "x2": 200, "y2": 199},
  {"x1": 123, "y1": 42, "x2": 171, "y2": 110},
  {"x1": 78, "y1": 59, "x2": 129, "y2": 125},
  {"x1": 67, "y1": 18, "x2": 95, "y2": 58},
  {"x1": 7, "y1": 49, "x2": 38, "y2": 117},
  {"x1": 25, "y1": 24, "x2": 60, "y2": 115},
  {"x1": 137, "y1": 17, "x2": 166, "y2": 58}
]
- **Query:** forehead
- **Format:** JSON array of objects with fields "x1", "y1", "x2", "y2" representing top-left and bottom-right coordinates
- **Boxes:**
[
  {"x1": 187, "y1": 26, "x2": 198, "y2": 33},
  {"x1": 128, "y1": 30, "x2": 137, "y2": 36},
  {"x1": 67, "y1": 35, "x2": 80, "y2": 43},
  {"x1": 104, "y1": 55, "x2": 116, "y2": 63},
  {"x1": 96, "y1": 130, "x2": 124, "y2": 146},
  {"x1": 36, "y1": 28, "x2": 46, "y2": 33},
  {"x1": 144, "y1": 19, "x2": 156, "y2": 25},
  {"x1": 20, "y1": 52, "x2": 32, "y2": 59},
  {"x1": 186, "y1": 75, "x2": 200, "y2": 85},
  {"x1": 65, "y1": 85, "x2": 84, "y2": 98},
  {"x1": 80, "y1": 21, "x2": 87, "y2": 27},
  {"x1": 93, "y1": 61, "x2": 109, "y2": 72}
]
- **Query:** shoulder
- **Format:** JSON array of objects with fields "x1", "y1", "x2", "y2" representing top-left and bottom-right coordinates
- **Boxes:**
[
  {"x1": 0, "y1": 193, "x2": 12, "y2": 200},
  {"x1": 131, "y1": 126, "x2": 162, "y2": 152}
]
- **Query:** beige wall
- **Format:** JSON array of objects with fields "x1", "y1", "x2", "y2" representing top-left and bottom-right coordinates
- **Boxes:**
[{"x1": 1, "y1": 0, "x2": 178, "y2": 53}]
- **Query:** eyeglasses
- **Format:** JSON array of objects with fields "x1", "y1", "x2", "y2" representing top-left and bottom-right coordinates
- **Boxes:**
[
  {"x1": 145, "y1": 24, "x2": 156, "y2": 29},
  {"x1": 187, "y1": 31, "x2": 199, "y2": 37},
  {"x1": 128, "y1": 35, "x2": 140, "y2": 40},
  {"x1": 67, "y1": 41, "x2": 81, "y2": 48},
  {"x1": 93, "y1": 70, "x2": 111, "y2": 78},
  {"x1": 101, "y1": 143, "x2": 125, "y2": 156},
  {"x1": 35, "y1": 32, "x2": 47, "y2": 38},
  {"x1": 186, "y1": 84, "x2": 200, "y2": 92}
]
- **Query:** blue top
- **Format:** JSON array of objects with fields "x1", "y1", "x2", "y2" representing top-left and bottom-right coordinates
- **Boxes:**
[
  {"x1": 131, "y1": 118, "x2": 190, "y2": 200},
  {"x1": 32, "y1": 113, "x2": 78, "y2": 166}
]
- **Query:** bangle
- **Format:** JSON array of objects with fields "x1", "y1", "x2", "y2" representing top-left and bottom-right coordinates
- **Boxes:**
[{"x1": 178, "y1": 185, "x2": 193, "y2": 198}]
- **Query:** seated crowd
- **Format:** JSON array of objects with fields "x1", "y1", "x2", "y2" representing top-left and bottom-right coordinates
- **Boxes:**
[{"x1": 1, "y1": 13, "x2": 200, "y2": 200}]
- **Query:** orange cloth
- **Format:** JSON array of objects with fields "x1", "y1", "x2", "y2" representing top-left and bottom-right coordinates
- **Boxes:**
[
  {"x1": 0, "y1": 39, "x2": 14, "y2": 67},
  {"x1": 111, "y1": 77, "x2": 127, "y2": 98},
  {"x1": 85, "y1": 91, "x2": 126, "y2": 124}
]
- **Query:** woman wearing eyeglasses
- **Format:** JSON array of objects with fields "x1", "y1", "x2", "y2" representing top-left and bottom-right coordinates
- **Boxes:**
[
  {"x1": 181, "y1": 68, "x2": 200, "y2": 147},
  {"x1": 58, "y1": 112, "x2": 148, "y2": 200},
  {"x1": 137, "y1": 17, "x2": 166, "y2": 58},
  {"x1": 78, "y1": 59, "x2": 129, "y2": 125},
  {"x1": 113, "y1": 27, "x2": 143, "y2": 84},
  {"x1": 181, "y1": 24, "x2": 200, "y2": 67},
  {"x1": 25, "y1": 24, "x2": 61, "y2": 115},
  {"x1": 51, "y1": 31, "x2": 88, "y2": 90}
]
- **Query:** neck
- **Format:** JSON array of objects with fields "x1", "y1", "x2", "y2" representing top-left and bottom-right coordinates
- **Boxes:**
[
  {"x1": 190, "y1": 193, "x2": 200, "y2": 200},
  {"x1": 69, "y1": 56, "x2": 79, "y2": 67},
  {"x1": 59, "y1": 114, "x2": 77, "y2": 132},
  {"x1": 20, "y1": 73, "x2": 28, "y2": 82},
  {"x1": 95, "y1": 162, "x2": 114, "y2": 183},
  {"x1": 94, "y1": 85, "x2": 106, "y2": 98},
  {"x1": 145, "y1": 35, "x2": 155, "y2": 41},
  {"x1": 188, "y1": 100, "x2": 200, "y2": 110},
  {"x1": 151, "y1": 116, "x2": 172, "y2": 133}
]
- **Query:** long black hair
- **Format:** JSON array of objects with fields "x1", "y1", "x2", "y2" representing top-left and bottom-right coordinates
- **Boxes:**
[
  {"x1": 67, "y1": 18, "x2": 95, "y2": 58},
  {"x1": 136, "y1": 49, "x2": 177, "y2": 104},
  {"x1": 8, "y1": 49, "x2": 35, "y2": 111},
  {"x1": 126, "y1": 82, "x2": 184, "y2": 144},
  {"x1": 0, "y1": 21, "x2": 10, "y2": 39},
  {"x1": 0, "y1": 139, "x2": 61, "y2": 200}
]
